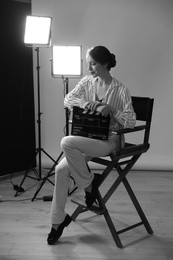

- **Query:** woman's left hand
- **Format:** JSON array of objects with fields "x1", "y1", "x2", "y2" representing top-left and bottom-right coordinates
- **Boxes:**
[{"x1": 96, "y1": 104, "x2": 112, "y2": 117}]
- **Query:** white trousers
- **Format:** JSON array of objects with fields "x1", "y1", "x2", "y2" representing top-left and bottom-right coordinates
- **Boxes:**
[{"x1": 50, "y1": 134, "x2": 119, "y2": 224}]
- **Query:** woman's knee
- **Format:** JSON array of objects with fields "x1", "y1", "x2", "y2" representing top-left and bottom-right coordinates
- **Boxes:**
[
  {"x1": 60, "y1": 136, "x2": 74, "y2": 151},
  {"x1": 54, "y1": 158, "x2": 70, "y2": 178}
]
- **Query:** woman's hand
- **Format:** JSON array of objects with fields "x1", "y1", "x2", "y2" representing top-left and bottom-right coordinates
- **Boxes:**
[
  {"x1": 82, "y1": 101, "x2": 100, "y2": 111},
  {"x1": 82, "y1": 102, "x2": 112, "y2": 117},
  {"x1": 96, "y1": 104, "x2": 112, "y2": 117}
]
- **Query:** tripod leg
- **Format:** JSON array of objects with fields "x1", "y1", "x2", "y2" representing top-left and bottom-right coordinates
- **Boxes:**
[
  {"x1": 42, "y1": 148, "x2": 57, "y2": 164},
  {"x1": 31, "y1": 151, "x2": 64, "y2": 201},
  {"x1": 15, "y1": 168, "x2": 29, "y2": 197},
  {"x1": 15, "y1": 149, "x2": 39, "y2": 197},
  {"x1": 31, "y1": 173, "x2": 50, "y2": 201}
]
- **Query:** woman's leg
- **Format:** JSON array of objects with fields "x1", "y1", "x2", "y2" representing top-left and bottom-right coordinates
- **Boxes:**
[
  {"x1": 50, "y1": 135, "x2": 116, "y2": 225},
  {"x1": 61, "y1": 135, "x2": 116, "y2": 189},
  {"x1": 50, "y1": 157, "x2": 70, "y2": 225}
]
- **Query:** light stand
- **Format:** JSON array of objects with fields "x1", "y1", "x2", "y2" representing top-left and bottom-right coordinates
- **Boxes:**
[
  {"x1": 64, "y1": 77, "x2": 70, "y2": 136},
  {"x1": 31, "y1": 77, "x2": 69, "y2": 201},
  {"x1": 30, "y1": 46, "x2": 82, "y2": 201},
  {"x1": 15, "y1": 16, "x2": 55, "y2": 197}
]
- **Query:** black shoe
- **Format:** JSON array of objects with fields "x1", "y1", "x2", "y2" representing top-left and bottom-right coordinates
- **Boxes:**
[
  {"x1": 47, "y1": 214, "x2": 72, "y2": 245},
  {"x1": 85, "y1": 173, "x2": 101, "y2": 207}
]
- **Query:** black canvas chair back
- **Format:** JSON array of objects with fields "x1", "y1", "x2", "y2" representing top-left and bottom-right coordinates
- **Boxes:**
[
  {"x1": 132, "y1": 96, "x2": 153, "y2": 143},
  {"x1": 71, "y1": 96, "x2": 154, "y2": 248}
]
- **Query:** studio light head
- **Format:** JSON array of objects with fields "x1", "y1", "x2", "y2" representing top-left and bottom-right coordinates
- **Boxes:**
[
  {"x1": 52, "y1": 45, "x2": 82, "y2": 78},
  {"x1": 24, "y1": 15, "x2": 52, "y2": 46}
]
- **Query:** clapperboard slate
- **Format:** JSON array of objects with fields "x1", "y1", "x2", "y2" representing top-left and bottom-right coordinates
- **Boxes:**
[{"x1": 71, "y1": 106, "x2": 110, "y2": 140}]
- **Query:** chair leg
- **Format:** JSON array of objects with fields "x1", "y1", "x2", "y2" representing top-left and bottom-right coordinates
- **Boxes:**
[
  {"x1": 103, "y1": 208, "x2": 123, "y2": 248},
  {"x1": 71, "y1": 204, "x2": 89, "y2": 221},
  {"x1": 96, "y1": 191, "x2": 123, "y2": 248},
  {"x1": 71, "y1": 191, "x2": 124, "y2": 248},
  {"x1": 71, "y1": 156, "x2": 153, "y2": 248},
  {"x1": 122, "y1": 177, "x2": 153, "y2": 234}
]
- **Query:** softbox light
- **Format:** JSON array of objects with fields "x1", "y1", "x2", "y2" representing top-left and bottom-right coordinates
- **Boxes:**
[
  {"x1": 24, "y1": 16, "x2": 52, "y2": 46},
  {"x1": 52, "y1": 45, "x2": 82, "y2": 77}
]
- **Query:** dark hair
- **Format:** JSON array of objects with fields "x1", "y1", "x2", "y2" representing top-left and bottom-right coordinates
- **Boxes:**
[{"x1": 87, "y1": 46, "x2": 116, "y2": 71}]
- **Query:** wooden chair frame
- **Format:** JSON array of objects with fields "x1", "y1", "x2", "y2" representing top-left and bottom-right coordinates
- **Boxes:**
[{"x1": 71, "y1": 96, "x2": 154, "y2": 248}]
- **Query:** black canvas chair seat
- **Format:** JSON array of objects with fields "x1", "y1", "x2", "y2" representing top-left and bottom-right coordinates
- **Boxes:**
[{"x1": 71, "y1": 96, "x2": 154, "y2": 248}]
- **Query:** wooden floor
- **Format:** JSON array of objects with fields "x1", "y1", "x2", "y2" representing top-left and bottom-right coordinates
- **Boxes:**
[{"x1": 0, "y1": 169, "x2": 173, "y2": 260}]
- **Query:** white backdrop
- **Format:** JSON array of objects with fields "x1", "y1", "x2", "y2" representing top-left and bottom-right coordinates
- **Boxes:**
[{"x1": 31, "y1": 0, "x2": 173, "y2": 171}]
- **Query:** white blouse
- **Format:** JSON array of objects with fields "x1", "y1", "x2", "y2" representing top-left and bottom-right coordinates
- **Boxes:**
[{"x1": 64, "y1": 75, "x2": 136, "y2": 131}]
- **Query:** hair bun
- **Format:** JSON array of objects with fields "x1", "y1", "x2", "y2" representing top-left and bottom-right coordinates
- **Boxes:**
[
  {"x1": 110, "y1": 53, "x2": 116, "y2": 68},
  {"x1": 88, "y1": 46, "x2": 116, "y2": 71}
]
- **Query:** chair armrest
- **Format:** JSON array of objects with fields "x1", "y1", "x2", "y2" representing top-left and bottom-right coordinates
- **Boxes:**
[
  {"x1": 112, "y1": 125, "x2": 147, "y2": 152},
  {"x1": 112, "y1": 125, "x2": 146, "y2": 135}
]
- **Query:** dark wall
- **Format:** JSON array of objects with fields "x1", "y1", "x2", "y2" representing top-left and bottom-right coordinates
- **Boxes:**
[{"x1": 1, "y1": 0, "x2": 36, "y2": 175}]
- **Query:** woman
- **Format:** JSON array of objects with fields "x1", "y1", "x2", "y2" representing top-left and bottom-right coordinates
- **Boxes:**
[{"x1": 47, "y1": 46, "x2": 136, "y2": 245}]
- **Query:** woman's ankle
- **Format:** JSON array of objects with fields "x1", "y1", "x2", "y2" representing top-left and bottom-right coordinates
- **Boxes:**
[
  {"x1": 52, "y1": 224, "x2": 60, "y2": 231},
  {"x1": 85, "y1": 184, "x2": 92, "y2": 193}
]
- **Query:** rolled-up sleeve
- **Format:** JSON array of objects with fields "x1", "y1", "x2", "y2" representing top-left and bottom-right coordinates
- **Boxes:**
[
  {"x1": 64, "y1": 76, "x2": 89, "y2": 110},
  {"x1": 113, "y1": 88, "x2": 136, "y2": 128},
  {"x1": 108, "y1": 84, "x2": 136, "y2": 130}
]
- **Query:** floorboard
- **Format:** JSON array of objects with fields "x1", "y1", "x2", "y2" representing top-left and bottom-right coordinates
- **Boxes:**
[{"x1": 0, "y1": 169, "x2": 173, "y2": 260}]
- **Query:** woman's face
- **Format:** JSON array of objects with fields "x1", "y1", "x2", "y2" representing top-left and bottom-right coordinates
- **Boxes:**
[{"x1": 86, "y1": 54, "x2": 107, "y2": 78}]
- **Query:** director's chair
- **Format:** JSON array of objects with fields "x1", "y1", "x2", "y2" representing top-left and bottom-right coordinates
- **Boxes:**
[{"x1": 71, "y1": 96, "x2": 154, "y2": 248}]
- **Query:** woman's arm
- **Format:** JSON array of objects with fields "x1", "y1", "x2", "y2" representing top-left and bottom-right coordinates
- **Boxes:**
[
  {"x1": 64, "y1": 76, "x2": 90, "y2": 110},
  {"x1": 110, "y1": 86, "x2": 136, "y2": 129}
]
